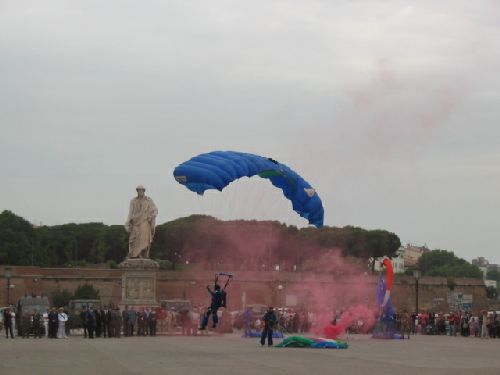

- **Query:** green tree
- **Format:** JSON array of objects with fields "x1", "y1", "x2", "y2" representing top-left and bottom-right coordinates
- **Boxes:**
[
  {"x1": 486, "y1": 286, "x2": 498, "y2": 299},
  {"x1": 73, "y1": 284, "x2": 100, "y2": 299},
  {"x1": 0, "y1": 210, "x2": 35, "y2": 265},
  {"x1": 0, "y1": 210, "x2": 402, "y2": 270},
  {"x1": 418, "y1": 250, "x2": 482, "y2": 278},
  {"x1": 51, "y1": 289, "x2": 73, "y2": 308},
  {"x1": 486, "y1": 268, "x2": 500, "y2": 282}
]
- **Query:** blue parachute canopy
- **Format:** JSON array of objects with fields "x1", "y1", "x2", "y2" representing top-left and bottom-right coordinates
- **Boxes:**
[{"x1": 173, "y1": 151, "x2": 324, "y2": 228}]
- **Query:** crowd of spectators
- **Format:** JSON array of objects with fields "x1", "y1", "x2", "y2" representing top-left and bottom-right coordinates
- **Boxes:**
[
  {"x1": 393, "y1": 310, "x2": 500, "y2": 338},
  {"x1": 79, "y1": 305, "x2": 209, "y2": 338},
  {"x1": 276, "y1": 309, "x2": 310, "y2": 333},
  {"x1": 3, "y1": 306, "x2": 69, "y2": 339},
  {"x1": 2, "y1": 304, "x2": 231, "y2": 339},
  {"x1": 5, "y1": 302, "x2": 500, "y2": 340}
]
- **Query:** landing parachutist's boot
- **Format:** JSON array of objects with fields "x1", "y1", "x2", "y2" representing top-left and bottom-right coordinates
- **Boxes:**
[
  {"x1": 212, "y1": 311, "x2": 219, "y2": 329},
  {"x1": 199, "y1": 309, "x2": 210, "y2": 330}
]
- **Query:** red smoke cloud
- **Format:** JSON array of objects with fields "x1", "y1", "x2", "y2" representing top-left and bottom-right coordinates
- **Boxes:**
[
  {"x1": 182, "y1": 219, "x2": 378, "y2": 338},
  {"x1": 323, "y1": 304, "x2": 377, "y2": 339},
  {"x1": 348, "y1": 59, "x2": 464, "y2": 158}
]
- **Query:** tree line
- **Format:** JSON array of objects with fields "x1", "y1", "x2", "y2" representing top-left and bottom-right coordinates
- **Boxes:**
[
  {"x1": 405, "y1": 249, "x2": 483, "y2": 279},
  {"x1": 0, "y1": 210, "x2": 402, "y2": 270},
  {"x1": 0, "y1": 210, "x2": 484, "y2": 279}
]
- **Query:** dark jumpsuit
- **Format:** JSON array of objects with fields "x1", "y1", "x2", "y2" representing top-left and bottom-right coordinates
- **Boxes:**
[
  {"x1": 201, "y1": 286, "x2": 223, "y2": 329},
  {"x1": 261, "y1": 311, "x2": 277, "y2": 346}
]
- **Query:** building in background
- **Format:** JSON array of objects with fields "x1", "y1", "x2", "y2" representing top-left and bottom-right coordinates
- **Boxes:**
[
  {"x1": 484, "y1": 279, "x2": 498, "y2": 289},
  {"x1": 373, "y1": 248, "x2": 405, "y2": 274},
  {"x1": 472, "y1": 257, "x2": 490, "y2": 268},
  {"x1": 373, "y1": 244, "x2": 430, "y2": 274},
  {"x1": 471, "y1": 257, "x2": 499, "y2": 281},
  {"x1": 472, "y1": 257, "x2": 489, "y2": 278},
  {"x1": 399, "y1": 244, "x2": 429, "y2": 269}
]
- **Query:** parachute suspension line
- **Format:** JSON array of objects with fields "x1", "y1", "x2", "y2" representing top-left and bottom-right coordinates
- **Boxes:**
[
  {"x1": 199, "y1": 193, "x2": 207, "y2": 217},
  {"x1": 250, "y1": 179, "x2": 267, "y2": 220},
  {"x1": 225, "y1": 177, "x2": 257, "y2": 222},
  {"x1": 262, "y1": 187, "x2": 286, "y2": 224},
  {"x1": 215, "y1": 272, "x2": 233, "y2": 290},
  {"x1": 232, "y1": 177, "x2": 276, "y2": 223},
  {"x1": 225, "y1": 178, "x2": 238, "y2": 221},
  {"x1": 239, "y1": 177, "x2": 256, "y2": 220}
]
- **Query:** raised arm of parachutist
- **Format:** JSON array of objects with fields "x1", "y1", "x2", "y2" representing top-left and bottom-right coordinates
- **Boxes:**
[{"x1": 206, "y1": 286, "x2": 214, "y2": 296}]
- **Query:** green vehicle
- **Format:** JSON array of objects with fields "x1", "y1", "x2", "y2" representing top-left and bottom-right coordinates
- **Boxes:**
[{"x1": 16, "y1": 295, "x2": 50, "y2": 337}]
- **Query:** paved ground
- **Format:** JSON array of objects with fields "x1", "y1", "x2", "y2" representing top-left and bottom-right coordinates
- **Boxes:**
[{"x1": 1, "y1": 334, "x2": 499, "y2": 375}]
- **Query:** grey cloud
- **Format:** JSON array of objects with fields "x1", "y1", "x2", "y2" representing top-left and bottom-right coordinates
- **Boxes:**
[{"x1": 1, "y1": 0, "x2": 499, "y2": 262}]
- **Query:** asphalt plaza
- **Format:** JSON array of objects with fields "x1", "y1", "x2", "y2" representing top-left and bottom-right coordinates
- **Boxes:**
[{"x1": 1, "y1": 334, "x2": 499, "y2": 375}]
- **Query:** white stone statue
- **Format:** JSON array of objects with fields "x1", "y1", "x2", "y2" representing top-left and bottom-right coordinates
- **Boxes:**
[{"x1": 125, "y1": 185, "x2": 158, "y2": 259}]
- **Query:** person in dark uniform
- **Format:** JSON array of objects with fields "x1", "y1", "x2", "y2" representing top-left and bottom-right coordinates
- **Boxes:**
[
  {"x1": 48, "y1": 307, "x2": 58, "y2": 338},
  {"x1": 86, "y1": 307, "x2": 96, "y2": 339},
  {"x1": 200, "y1": 284, "x2": 223, "y2": 330},
  {"x1": 80, "y1": 306, "x2": 89, "y2": 338},
  {"x1": 32, "y1": 309, "x2": 43, "y2": 338},
  {"x1": 111, "y1": 307, "x2": 121, "y2": 338},
  {"x1": 128, "y1": 307, "x2": 137, "y2": 336},
  {"x1": 102, "y1": 306, "x2": 111, "y2": 338},
  {"x1": 122, "y1": 306, "x2": 129, "y2": 337},
  {"x1": 148, "y1": 310, "x2": 157, "y2": 336},
  {"x1": 3, "y1": 307, "x2": 14, "y2": 339},
  {"x1": 21, "y1": 312, "x2": 31, "y2": 338},
  {"x1": 261, "y1": 307, "x2": 277, "y2": 347},
  {"x1": 137, "y1": 310, "x2": 146, "y2": 336},
  {"x1": 95, "y1": 308, "x2": 102, "y2": 338}
]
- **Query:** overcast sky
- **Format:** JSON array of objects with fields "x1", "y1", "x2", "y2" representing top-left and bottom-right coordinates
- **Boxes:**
[{"x1": 1, "y1": 0, "x2": 499, "y2": 263}]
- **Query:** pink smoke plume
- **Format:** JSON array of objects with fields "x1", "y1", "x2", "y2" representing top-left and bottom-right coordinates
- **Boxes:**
[
  {"x1": 184, "y1": 218, "x2": 285, "y2": 270},
  {"x1": 323, "y1": 304, "x2": 377, "y2": 339},
  {"x1": 182, "y1": 218, "x2": 379, "y2": 338},
  {"x1": 285, "y1": 251, "x2": 378, "y2": 339},
  {"x1": 291, "y1": 58, "x2": 465, "y2": 180},
  {"x1": 348, "y1": 59, "x2": 464, "y2": 158}
]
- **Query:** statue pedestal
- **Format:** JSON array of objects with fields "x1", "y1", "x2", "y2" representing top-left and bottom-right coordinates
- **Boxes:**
[{"x1": 119, "y1": 258, "x2": 159, "y2": 307}]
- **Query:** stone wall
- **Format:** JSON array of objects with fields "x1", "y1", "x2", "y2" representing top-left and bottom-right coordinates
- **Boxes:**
[{"x1": 0, "y1": 266, "x2": 489, "y2": 313}]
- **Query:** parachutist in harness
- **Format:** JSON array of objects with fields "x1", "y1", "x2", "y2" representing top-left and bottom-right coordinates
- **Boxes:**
[{"x1": 200, "y1": 273, "x2": 232, "y2": 330}]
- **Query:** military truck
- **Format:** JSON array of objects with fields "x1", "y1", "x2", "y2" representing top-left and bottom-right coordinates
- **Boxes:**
[{"x1": 16, "y1": 295, "x2": 50, "y2": 337}]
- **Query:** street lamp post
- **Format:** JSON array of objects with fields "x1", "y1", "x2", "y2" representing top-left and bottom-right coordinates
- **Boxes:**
[
  {"x1": 277, "y1": 284, "x2": 284, "y2": 307},
  {"x1": 5, "y1": 266, "x2": 12, "y2": 306},
  {"x1": 413, "y1": 269, "x2": 421, "y2": 314}
]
